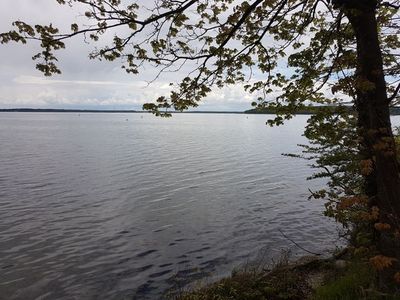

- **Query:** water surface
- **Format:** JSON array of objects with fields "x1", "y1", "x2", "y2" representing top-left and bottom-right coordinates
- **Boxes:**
[{"x1": 0, "y1": 113, "x2": 343, "y2": 299}]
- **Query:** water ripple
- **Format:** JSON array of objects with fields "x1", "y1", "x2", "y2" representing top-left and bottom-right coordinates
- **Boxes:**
[{"x1": 0, "y1": 112, "x2": 351, "y2": 300}]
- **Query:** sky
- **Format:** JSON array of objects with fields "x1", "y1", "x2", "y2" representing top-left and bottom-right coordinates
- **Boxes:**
[{"x1": 0, "y1": 0, "x2": 259, "y2": 111}]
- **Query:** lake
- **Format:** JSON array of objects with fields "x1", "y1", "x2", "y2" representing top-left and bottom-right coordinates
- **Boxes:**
[{"x1": 0, "y1": 112, "x2": 345, "y2": 299}]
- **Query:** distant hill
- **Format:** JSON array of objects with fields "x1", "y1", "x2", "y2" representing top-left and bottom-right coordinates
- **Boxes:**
[
  {"x1": 0, "y1": 108, "x2": 138, "y2": 113},
  {"x1": 391, "y1": 107, "x2": 400, "y2": 115},
  {"x1": 245, "y1": 106, "x2": 400, "y2": 115},
  {"x1": 0, "y1": 108, "x2": 243, "y2": 114},
  {"x1": 2, "y1": 106, "x2": 400, "y2": 115}
]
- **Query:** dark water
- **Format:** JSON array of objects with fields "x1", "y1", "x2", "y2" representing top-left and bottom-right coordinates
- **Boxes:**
[{"x1": 0, "y1": 112, "x2": 345, "y2": 299}]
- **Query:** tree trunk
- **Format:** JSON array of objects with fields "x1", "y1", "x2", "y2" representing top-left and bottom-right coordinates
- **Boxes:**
[{"x1": 345, "y1": 1, "x2": 400, "y2": 291}]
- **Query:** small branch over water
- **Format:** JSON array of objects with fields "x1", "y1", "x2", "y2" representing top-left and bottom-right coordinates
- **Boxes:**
[{"x1": 278, "y1": 229, "x2": 322, "y2": 256}]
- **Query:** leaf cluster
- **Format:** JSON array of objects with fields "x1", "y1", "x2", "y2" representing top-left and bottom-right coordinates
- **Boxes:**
[{"x1": 1, "y1": 0, "x2": 399, "y2": 115}]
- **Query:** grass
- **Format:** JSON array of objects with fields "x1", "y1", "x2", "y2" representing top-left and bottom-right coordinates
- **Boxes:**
[
  {"x1": 313, "y1": 261, "x2": 377, "y2": 300},
  {"x1": 172, "y1": 267, "x2": 311, "y2": 300},
  {"x1": 170, "y1": 250, "x2": 400, "y2": 300},
  {"x1": 170, "y1": 252, "x2": 318, "y2": 300},
  {"x1": 313, "y1": 258, "x2": 400, "y2": 300}
]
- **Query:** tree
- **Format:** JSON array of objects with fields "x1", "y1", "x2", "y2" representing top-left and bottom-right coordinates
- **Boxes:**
[{"x1": 2, "y1": 0, "x2": 400, "y2": 290}]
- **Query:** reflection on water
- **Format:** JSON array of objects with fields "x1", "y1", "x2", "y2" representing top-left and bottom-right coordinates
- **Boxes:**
[{"x1": 0, "y1": 113, "x2": 343, "y2": 299}]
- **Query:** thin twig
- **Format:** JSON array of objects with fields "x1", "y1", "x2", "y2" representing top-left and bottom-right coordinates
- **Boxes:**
[{"x1": 278, "y1": 229, "x2": 322, "y2": 256}]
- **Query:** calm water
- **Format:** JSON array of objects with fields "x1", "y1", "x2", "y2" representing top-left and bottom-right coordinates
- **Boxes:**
[{"x1": 0, "y1": 113, "x2": 343, "y2": 299}]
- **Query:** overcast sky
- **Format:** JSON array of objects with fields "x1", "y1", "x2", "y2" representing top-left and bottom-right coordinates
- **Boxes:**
[{"x1": 0, "y1": 0, "x2": 263, "y2": 111}]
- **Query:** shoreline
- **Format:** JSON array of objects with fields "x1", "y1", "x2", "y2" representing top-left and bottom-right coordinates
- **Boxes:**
[{"x1": 171, "y1": 248, "x2": 352, "y2": 300}]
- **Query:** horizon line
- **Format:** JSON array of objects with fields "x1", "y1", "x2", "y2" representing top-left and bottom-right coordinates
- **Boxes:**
[{"x1": 0, "y1": 108, "x2": 247, "y2": 114}]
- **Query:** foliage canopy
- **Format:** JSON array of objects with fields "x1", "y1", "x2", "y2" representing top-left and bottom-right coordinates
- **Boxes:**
[{"x1": 1, "y1": 0, "x2": 399, "y2": 118}]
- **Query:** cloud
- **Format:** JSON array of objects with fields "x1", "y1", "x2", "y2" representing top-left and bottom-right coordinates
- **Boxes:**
[
  {"x1": 12, "y1": 75, "x2": 164, "y2": 88},
  {"x1": 0, "y1": 74, "x2": 176, "y2": 109},
  {"x1": 0, "y1": 0, "x2": 259, "y2": 111},
  {"x1": 1, "y1": 74, "x2": 259, "y2": 110}
]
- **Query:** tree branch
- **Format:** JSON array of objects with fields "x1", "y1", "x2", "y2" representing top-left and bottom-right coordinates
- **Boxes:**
[
  {"x1": 380, "y1": 1, "x2": 400, "y2": 9},
  {"x1": 388, "y1": 82, "x2": 400, "y2": 102}
]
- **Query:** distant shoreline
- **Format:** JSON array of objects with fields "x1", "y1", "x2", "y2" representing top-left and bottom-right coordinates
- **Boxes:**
[
  {"x1": 0, "y1": 108, "x2": 244, "y2": 114},
  {"x1": 0, "y1": 108, "x2": 140, "y2": 113},
  {"x1": 2, "y1": 107, "x2": 400, "y2": 115}
]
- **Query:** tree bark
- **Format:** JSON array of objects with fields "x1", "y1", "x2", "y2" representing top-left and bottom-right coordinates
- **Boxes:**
[{"x1": 345, "y1": 1, "x2": 400, "y2": 291}]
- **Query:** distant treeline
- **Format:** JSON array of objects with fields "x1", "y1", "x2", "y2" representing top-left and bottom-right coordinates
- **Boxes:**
[
  {"x1": 0, "y1": 108, "x2": 243, "y2": 114},
  {"x1": 0, "y1": 108, "x2": 138, "y2": 113},
  {"x1": 2, "y1": 107, "x2": 316, "y2": 114},
  {"x1": 2, "y1": 106, "x2": 400, "y2": 115},
  {"x1": 245, "y1": 106, "x2": 400, "y2": 115}
]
